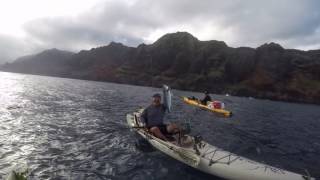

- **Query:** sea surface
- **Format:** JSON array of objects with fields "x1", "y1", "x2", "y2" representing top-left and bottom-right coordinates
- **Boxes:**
[{"x1": 0, "y1": 72, "x2": 319, "y2": 180}]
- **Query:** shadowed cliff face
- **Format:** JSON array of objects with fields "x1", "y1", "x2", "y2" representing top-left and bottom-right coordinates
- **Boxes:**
[
  {"x1": 2, "y1": 32, "x2": 320, "y2": 104},
  {"x1": 1, "y1": 48, "x2": 74, "y2": 76}
]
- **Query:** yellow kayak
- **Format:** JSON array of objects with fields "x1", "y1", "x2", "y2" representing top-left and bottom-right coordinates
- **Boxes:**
[{"x1": 182, "y1": 97, "x2": 232, "y2": 117}]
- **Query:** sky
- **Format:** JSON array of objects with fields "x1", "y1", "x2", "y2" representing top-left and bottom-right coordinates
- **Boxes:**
[{"x1": 1, "y1": 0, "x2": 320, "y2": 63}]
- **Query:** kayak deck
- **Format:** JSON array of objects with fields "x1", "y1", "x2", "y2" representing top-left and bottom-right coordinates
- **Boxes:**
[{"x1": 127, "y1": 111, "x2": 200, "y2": 167}]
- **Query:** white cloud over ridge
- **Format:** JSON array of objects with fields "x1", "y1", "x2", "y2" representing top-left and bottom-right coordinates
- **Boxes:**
[{"x1": 1, "y1": 0, "x2": 320, "y2": 63}]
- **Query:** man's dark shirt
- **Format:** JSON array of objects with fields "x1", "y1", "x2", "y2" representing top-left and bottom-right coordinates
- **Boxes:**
[{"x1": 140, "y1": 104, "x2": 166, "y2": 127}]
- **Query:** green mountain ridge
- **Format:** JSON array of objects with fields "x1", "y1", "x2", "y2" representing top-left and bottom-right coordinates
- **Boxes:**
[{"x1": 2, "y1": 32, "x2": 320, "y2": 104}]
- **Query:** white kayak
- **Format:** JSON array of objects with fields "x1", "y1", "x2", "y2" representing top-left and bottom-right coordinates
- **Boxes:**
[{"x1": 127, "y1": 109, "x2": 315, "y2": 180}]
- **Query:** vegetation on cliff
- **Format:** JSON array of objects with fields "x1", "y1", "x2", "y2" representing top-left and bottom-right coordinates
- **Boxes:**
[{"x1": 2, "y1": 32, "x2": 320, "y2": 104}]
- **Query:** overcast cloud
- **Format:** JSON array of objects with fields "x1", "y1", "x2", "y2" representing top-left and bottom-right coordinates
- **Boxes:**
[{"x1": 1, "y1": 0, "x2": 320, "y2": 64}]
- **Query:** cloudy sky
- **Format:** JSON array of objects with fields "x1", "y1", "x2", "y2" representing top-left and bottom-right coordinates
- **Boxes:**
[{"x1": 1, "y1": 0, "x2": 320, "y2": 63}]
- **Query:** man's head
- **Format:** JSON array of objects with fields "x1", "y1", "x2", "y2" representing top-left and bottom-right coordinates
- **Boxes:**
[
  {"x1": 204, "y1": 91, "x2": 209, "y2": 95},
  {"x1": 152, "y1": 93, "x2": 161, "y2": 106}
]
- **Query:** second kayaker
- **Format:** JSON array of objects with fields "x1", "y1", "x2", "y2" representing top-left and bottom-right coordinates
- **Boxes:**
[{"x1": 201, "y1": 91, "x2": 212, "y2": 105}]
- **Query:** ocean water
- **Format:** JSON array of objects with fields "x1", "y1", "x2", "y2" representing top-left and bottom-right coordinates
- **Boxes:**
[{"x1": 0, "y1": 72, "x2": 319, "y2": 179}]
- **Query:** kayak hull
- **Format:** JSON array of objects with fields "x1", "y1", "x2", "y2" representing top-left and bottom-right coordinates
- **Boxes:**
[
  {"x1": 182, "y1": 97, "x2": 232, "y2": 117},
  {"x1": 127, "y1": 110, "x2": 315, "y2": 180}
]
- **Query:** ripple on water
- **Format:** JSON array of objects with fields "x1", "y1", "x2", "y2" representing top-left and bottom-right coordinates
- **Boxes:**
[{"x1": 0, "y1": 72, "x2": 320, "y2": 179}]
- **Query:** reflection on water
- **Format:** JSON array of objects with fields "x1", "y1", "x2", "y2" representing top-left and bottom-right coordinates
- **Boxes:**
[
  {"x1": 0, "y1": 72, "x2": 319, "y2": 179},
  {"x1": 0, "y1": 73, "x2": 30, "y2": 173}
]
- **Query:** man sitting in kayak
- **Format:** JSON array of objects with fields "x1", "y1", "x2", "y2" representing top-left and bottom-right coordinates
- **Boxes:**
[
  {"x1": 201, "y1": 91, "x2": 212, "y2": 105},
  {"x1": 140, "y1": 93, "x2": 180, "y2": 141}
]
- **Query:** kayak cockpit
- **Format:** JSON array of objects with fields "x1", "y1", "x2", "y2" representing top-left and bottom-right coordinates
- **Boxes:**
[{"x1": 132, "y1": 112, "x2": 195, "y2": 148}]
